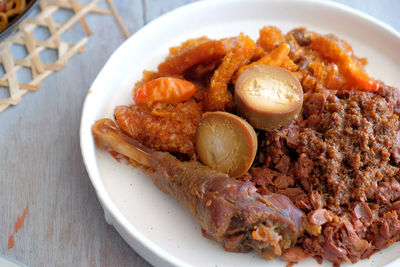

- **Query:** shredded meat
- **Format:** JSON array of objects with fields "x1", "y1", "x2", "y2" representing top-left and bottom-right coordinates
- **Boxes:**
[
  {"x1": 297, "y1": 91, "x2": 399, "y2": 205},
  {"x1": 248, "y1": 86, "x2": 400, "y2": 265}
]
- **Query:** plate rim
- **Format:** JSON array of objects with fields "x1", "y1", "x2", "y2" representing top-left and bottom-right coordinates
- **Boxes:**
[{"x1": 80, "y1": 0, "x2": 400, "y2": 266}]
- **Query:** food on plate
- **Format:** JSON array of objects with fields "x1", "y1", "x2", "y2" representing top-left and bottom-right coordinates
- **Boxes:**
[
  {"x1": 92, "y1": 119, "x2": 305, "y2": 259},
  {"x1": 0, "y1": 0, "x2": 27, "y2": 31},
  {"x1": 234, "y1": 65, "x2": 303, "y2": 131},
  {"x1": 310, "y1": 36, "x2": 378, "y2": 91},
  {"x1": 157, "y1": 37, "x2": 238, "y2": 76},
  {"x1": 195, "y1": 111, "x2": 257, "y2": 177},
  {"x1": 204, "y1": 33, "x2": 257, "y2": 111},
  {"x1": 234, "y1": 42, "x2": 295, "y2": 81},
  {"x1": 134, "y1": 77, "x2": 196, "y2": 105},
  {"x1": 92, "y1": 26, "x2": 400, "y2": 266},
  {"x1": 114, "y1": 99, "x2": 202, "y2": 157}
]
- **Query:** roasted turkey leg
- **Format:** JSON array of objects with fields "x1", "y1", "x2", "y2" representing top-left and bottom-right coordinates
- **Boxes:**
[{"x1": 92, "y1": 118, "x2": 305, "y2": 259}]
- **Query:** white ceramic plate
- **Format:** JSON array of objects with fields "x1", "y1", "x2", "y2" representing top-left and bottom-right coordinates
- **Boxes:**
[{"x1": 80, "y1": 0, "x2": 400, "y2": 266}]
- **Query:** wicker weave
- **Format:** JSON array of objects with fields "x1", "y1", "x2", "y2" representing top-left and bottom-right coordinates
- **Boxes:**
[{"x1": 0, "y1": 0, "x2": 118, "y2": 112}]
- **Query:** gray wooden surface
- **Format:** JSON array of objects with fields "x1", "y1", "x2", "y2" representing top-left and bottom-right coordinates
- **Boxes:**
[{"x1": 0, "y1": 0, "x2": 399, "y2": 266}]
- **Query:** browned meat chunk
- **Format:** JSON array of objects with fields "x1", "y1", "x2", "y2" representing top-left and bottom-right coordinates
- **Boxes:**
[
  {"x1": 352, "y1": 201, "x2": 373, "y2": 224},
  {"x1": 307, "y1": 209, "x2": 333, "y2": 226},
  {"x1": 281, "y1": 246, "x2": 312, "y2": 264},
  {"x1": 303, "y1": 93, "x2": 325, "y2": 117},
  {"x1": 290, "y1": 28, "x2": 313, "y2": 46}
]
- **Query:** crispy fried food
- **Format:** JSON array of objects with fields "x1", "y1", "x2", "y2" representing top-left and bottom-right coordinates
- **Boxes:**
[
  {"x1": 253, "y1": 45, "x2": 268, "y2": 60},
  {"x1": 281, "y1": 57, "x2": 299, "y2": 72},
  {"x1": 204, "y1": 33, "x2": 256, "y2": 111},
  {"x1": 158, "y1": 37, "x2": 238, "y2": 76},
  {"x1": 244, "y1": 43, "x2": 290, "y2": 69},
  {"x1": 168, "y1": 36, "x2": 210, "y2": 56},
  {"x1": 114, "y1": 100, "x2": 202, "y2": 157},
  {"x1": 233, "y1": 43, "x2": 292, "y2": 83},
  {"x1": 257, "y1": 26, "x2": 285, "y2": 52},
  {"x1": 184, "y1": 59, "x2": 222, "y2": 80},
  {"x1": 311, "y1": 36, "x2": 378, "y2": 91}
]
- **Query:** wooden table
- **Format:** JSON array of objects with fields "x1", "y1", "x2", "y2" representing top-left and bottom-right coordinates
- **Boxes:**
[{"x1": 1, "y1": 0, "x2": 399, "y2": 266}]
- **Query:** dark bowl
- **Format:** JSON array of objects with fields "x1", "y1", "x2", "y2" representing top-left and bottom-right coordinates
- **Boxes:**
[{"x1": 0, "y1": 0, "x2": 40, "y2": 41}]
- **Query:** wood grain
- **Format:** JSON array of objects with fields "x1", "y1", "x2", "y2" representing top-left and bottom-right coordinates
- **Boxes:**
[{"x1": 0, "y1": 0, "x2": 399, "y2": 266}]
